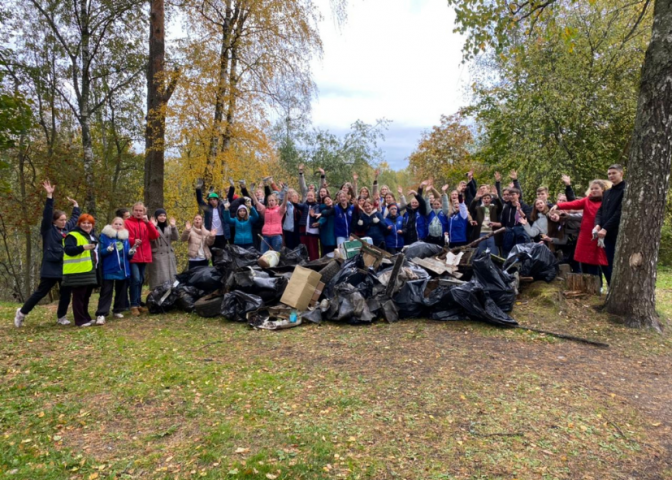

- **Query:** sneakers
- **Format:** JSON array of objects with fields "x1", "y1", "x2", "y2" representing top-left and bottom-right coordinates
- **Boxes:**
[
  {"x1": 57, "y1": 317, "x2": 71, "y2": 326},
  {"x1": 113, "y1": 313, "x2": 124, "y2": 319},
  {"x1": 138, "y1": 306, "x2": 149, "y2": 314},
  {"x1": 95, "y1": 315, "x2": 106, "y2": 326},
  {"x1": 79, "y1": 322, "x2": 92, "y2": 328},
  {"x1": 14, "y1": 308, "x2": 25, "y2": 328},
  {"x1": 130, "y1": 307, "x2": 140, "y2": 316}
]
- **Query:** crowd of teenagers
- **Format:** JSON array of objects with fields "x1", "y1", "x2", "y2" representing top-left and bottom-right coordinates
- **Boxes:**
[{"x1": 14, "y1": 163, "x2": 626, "y2": 328}]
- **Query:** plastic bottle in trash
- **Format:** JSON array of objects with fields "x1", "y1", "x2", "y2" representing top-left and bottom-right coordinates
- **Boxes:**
[{"x1": 289, "y1": 310, "x2": 298, "y2": 323}]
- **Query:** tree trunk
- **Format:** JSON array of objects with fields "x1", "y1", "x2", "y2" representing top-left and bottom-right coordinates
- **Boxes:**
[
  {"x1": 145, "y1": 0, "x2": 170, "y2": 214},
  {"x1": 604, "y1": 0, "x2": 672, "y2": 332},
  {"x1": 80, "y1": 0, "x2": 96, "y2": 216}
]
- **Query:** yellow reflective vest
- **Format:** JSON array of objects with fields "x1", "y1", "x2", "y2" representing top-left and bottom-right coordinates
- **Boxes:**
[{"x1": 62, "y1": 231, "x2": 94, "y2": 275}]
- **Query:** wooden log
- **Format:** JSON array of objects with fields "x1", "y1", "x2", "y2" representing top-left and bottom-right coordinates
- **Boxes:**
[
  {"x1": 564, "y1": 273, "x2": 601, "y2": 295},
  {"x1": 558, "y1": 264, "x2": 571, "y2": 279}
]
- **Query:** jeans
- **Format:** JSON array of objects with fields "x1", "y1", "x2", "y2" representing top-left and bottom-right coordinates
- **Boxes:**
[
  {"x1": 261, "y1": 235, "x2": 283, "y2": 253},
  {"x1": 602, "y1": 236, "x2": 617, "y2": 285},
  {"x1": 96, "y1": 279, "x2": 127, "y2": 316},
  {"x1": 130, "y1": 263, "x2": 147, "y2": 307},
  {"x1": 477, "y1": 233, "x2": 498, "y2": 255},
  {"x1": 503, "y1": 226, "x2": 531, "y2": 257},
  {"x1": 21, "y1": 277, "x2": 72, "y2": 318}
]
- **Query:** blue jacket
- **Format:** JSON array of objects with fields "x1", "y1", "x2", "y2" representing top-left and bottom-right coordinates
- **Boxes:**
[
  {"x1": 99, "y1": 226, "x2": 132, "y2": 280},
  {"x1": 359, "y1": 211, "x2": 387, "y2": 247},
  {"x1": 448, "y1": 202, "x2": 469, "y2": 243},
  {"x1": 332, "y1": 203, "x2": 353, "y2": 239},
  {"x1": 384, "y1": 215, "x2": 405, "y2": 249},
  {"x1": 196, "y1": 187, "x2": 231, "y2": 239},
  {"x1": 223, "y1": 207, "x2": 259, "y2": 245}
]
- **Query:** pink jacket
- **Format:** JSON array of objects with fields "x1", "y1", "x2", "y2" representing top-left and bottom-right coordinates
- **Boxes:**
[{"x1": 257, "y1": 204, "x2": 285, "y2": 236}]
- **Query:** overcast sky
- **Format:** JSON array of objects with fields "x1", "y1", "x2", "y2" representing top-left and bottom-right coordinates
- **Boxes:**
[{"x1": 311, "y1": 0, "x2": 469, "y2": 170}]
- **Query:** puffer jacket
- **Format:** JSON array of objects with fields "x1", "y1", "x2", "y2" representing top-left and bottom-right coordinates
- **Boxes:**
[
  {"x1": 99, "y1": 225, "x2": 132, "y2": 280},
  {"x1": 181, "y1": 225, "x2": 216, "y2": 260}
]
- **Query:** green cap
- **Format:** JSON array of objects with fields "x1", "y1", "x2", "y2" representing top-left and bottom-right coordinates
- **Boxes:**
[{"x1": 207, "y1": 192, "x2": 220, "y2": 200}]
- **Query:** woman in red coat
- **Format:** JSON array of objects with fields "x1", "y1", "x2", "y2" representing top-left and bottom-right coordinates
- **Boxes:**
[{"x1": 552, "y1": 180, "x2": 609, "y2": 278}]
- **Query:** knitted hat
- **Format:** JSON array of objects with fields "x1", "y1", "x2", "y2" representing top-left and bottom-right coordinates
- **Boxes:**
[
  {"x1": 237, "y1": 205, "x2": 249, "y2": 213},
  {"x1": 154, "y1": 208, "x2": 167, "y2": 217}
]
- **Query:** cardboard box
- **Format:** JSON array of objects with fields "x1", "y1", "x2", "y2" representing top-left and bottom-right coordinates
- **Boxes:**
[
  {"x1": 280, "y1": 266, "x2": 323, "y2": 311},
  {"x1": 308, "y1": 282, "x2": 326, "y2": 308}
]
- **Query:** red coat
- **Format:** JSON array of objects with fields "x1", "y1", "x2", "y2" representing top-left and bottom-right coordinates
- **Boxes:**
[
  {"x1": 125, "y1": 217, "x2": 160, "y2": 264},
  {"x1": 556, "y1": 197, "x2": 607, "y2": 266}
]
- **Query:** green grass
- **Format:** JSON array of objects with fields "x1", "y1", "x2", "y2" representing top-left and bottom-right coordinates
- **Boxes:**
[{"x1": 0, "y1": 273, "x2": 670, "y2": 479}]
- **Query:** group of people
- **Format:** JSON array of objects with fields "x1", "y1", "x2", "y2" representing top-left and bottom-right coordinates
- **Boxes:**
[{"x1": 13, "y1": 163, "x2": 625, "y2": 328}]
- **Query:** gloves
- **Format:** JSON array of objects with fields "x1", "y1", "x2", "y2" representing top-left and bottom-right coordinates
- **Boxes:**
[
  {"x1": 373, "y1": 217, "x2": 379, "y2": 224},
  {"x1": 107, "y1": 245, "x2": 114, "y2": 252},
  {"x1": 591, "y1": 226, "x2": 599, "y2": 240},
  {"x1": 358, "y1": 220, "x2": 363, "y2": 226},
  {"x1": 195, "y1": 178, "x2": 204, "y2": 189},
  {"x1": 597, "y1": 238, "x2": 605, "y2": 249},
  {"x1": 129, "y1": 247, "x2": 137, "y2": 256}
]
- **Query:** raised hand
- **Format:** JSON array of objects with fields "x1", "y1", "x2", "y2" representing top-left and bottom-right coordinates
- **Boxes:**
[
  {"x1": 561, "y1": 174, "x2": 571, "y2": 186},
  {"x1": 441, "y1": 184, "x2": 449, "y2": 193},
  {"x1": 150, "y1": 216, "x2": 157, "y2": 226},
  {"x1": 318, "y1": 167, "x2": 325, "y2": 175},
  {"x1": 185, "y1": 221, "x2": 192, "y2": 230},
  {"x1": 66, "y1": 196, "x2": 78, "y2": 207},
  {"x1": 42, "y1": 180, "x2": 55, "y2": 196},
  {"x1": 408, "y1": 190, "x2": 418, "y2": 197},
  {"x1": 510, "y1": 170, "x2": 518, "y2": 180},
  {"x1": 397, "y1": 185, "x2": 403, "y2": 195},
  {"x1": 353, "y1": 172, "x2": 359, "y2": 181},
  {"x1": 169, "y1": 217, "x2": 176, "y2": 227},
  {"x1": 195, "y1": 178, "x2": 204, "y2": 189},
  {"x1": 142, "y1": 214, "x2": 149, "y2": 223},
  {"x1": 374, "y1": 168, "x2": 380, "y2": 177},
  {"x1": 298, "y1": 163, "x2": 304, "y2": 172},
  {"x1": 467, "y1": 169, "x2": 474, "y2": 180},
  {"x1": 419, "y1": 180, "x2": 428, "y2": 188},
  {"x1": 494, "y1": 171, "x2": 501, "y2": 182}
]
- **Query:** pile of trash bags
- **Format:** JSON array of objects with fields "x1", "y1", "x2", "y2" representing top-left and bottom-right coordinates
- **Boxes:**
[{"x1": 146, "y1": 241, "x2": 559, "y2": 330}]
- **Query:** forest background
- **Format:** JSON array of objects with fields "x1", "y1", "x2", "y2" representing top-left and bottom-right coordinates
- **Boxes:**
[{"x1": 0, "y1": 0, "x2": 670, "y2": 305}]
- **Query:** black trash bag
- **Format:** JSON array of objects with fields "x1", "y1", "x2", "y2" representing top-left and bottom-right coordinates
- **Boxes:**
[
  {"x1": 471, "y1": 253, "x2": 517, "y2": 312},
  {"x1": 451, "y1": 281, "x2": 518, "y2": 327},
  {"x1": 431, "y1": 308, "x2": 468, "y2": 321},
  {"x1": 423, "y1": 284, "x2": 458, "y2": 311},
  {"x1": 231, "y1": 267, "x2": 287, "y2": 303},
  {"x1": 277, "y1": 244, "x2": 309, "y2": 267},
  {"x1": 503, "y1": 243, "x2": 558, "y2": 282},
  {"x1": 213, "y1": 244, "x2": 260, "y2": 272},
  {"x1": 324, "y1": 283, "x2": 374, "y2": 323},
  {"x1": 301, "y1": 308, "x2": 322, "y2": 324},
  {"x1": 324, "y1": 255, "x2": 368, "y2": 298},
  {"x1": 174, "y1": 285, "x2": 204, "y2": 313},
  {"x1": 403, "y1": 241, "x2": 443, "y2": 260},
  {"x1": 393, "y1": 279, "x2": 429, "y2": 319},
  {"x1": 220, "y1": 291, "x2": 264, "y2": 322},
  {"x1": 175, "y1": 266, "x2": 223, "y2": 293},
  {"x1": 146, "y1": 282, "x2": 179, "y2": 314}
]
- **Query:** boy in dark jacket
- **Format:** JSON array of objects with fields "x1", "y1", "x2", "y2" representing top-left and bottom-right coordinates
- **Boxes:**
[
  {"x1": 595, "y1": 164, "x2": 626, "y2": 285},
  {"x1": 384, "y1": 204, "x2": 406, "y2": 254}
]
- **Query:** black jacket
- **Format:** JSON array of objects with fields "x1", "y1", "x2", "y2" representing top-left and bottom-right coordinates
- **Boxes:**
[
  {"x1": 40, "y1": 198, "x2": 80, "y2": 279},
  {"x1": 595, "y1": 181, "x2": 626, "y2": 239}
]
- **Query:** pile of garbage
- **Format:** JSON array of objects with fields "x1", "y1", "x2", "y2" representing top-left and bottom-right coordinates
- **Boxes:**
[{"x1": 146, "y1": 239, "x2": 558, "y2": 331}]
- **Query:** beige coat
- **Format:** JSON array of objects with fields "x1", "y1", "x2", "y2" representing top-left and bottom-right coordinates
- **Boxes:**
[
  {"x1": 147, "y1": 225, "x2": 179, "y2": 289},
  {"x1": 181, "y1": 226, "x2": 215, "y2": 261}
]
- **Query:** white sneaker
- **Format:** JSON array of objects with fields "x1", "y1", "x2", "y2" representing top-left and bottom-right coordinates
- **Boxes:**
[
  {"x1": 95, "y1": 316, "x2": 106, "y2": 326},
  {"x1": 57, "y1": 317, "x2": 71, "y2": 326},
  {"x1": 113, "y1": 313, "x2": 124, "y2": 319},
  {"x1": 79, "y1": 322, "x2": 92, "y2": 328},
  {"x1": 14, "y1": 308, "x2": 25, "y2": 328}
]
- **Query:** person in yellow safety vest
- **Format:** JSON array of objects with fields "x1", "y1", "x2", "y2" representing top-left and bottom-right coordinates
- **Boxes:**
[{"x1": 62, "y1": 214, "x2": 100, "y2": 327}]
